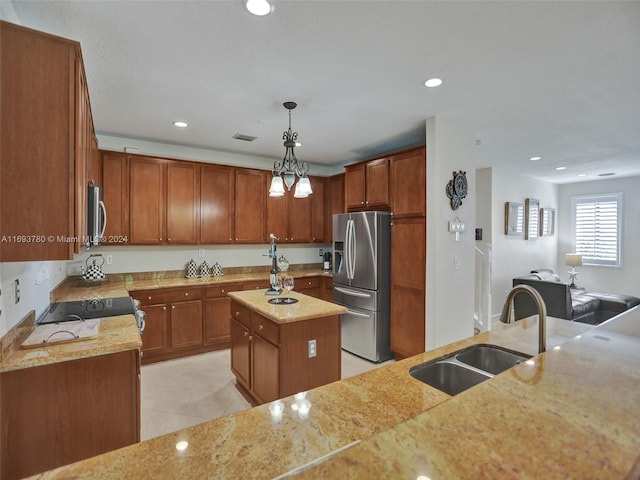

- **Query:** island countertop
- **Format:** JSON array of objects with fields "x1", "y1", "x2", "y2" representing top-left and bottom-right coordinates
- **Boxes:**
[
  {"x1": 227, "y1": 289, "x2": 347, "y2": 324},
  {"x1": 26, "y1": 310, "x2": 623, "y2": 479}
]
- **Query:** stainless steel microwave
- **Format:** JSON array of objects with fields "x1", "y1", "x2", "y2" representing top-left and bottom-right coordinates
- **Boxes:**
[{"x1": 87, "y1": 184, "x2": 107, "y2": 246}]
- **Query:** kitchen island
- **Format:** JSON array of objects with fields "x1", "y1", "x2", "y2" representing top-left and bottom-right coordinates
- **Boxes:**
[
  {"x1": 25, "y1": 306, "x2": 640, "y2": 479},
  {"x1": 227, "y1": 289, "x2": 347, "y2": 405}
]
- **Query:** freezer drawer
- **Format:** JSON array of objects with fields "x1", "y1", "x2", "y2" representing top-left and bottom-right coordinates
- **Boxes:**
[
  {"x1": 340, "y1": 305, "x2": 392, "y2": 363},
  {"x1": 333, "y1": 284, "x2": 378, "y2": 311}
]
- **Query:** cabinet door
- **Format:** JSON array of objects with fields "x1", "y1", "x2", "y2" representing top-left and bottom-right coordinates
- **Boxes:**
[
  {"x1": 231, "y1": 318, "x2": 251, "y2": 390},
  {"x1": 166, "y1": 162, "x2": 198, "y2": 244},
  {"x1": 297, "y1": 277, "x2": 321, "y2": 299},
  {"x1": 235, "y1": 168, "x2": 266, "y2": 243},
  {"x1": 203, "y1": 297, "x2": 232, "y2": 345},
  {"x1": 266, "y1": 193, "x2": 289, "y2": 242},
  {"x1": 74, "y1": 58, "x2": 89, "y2": 255},
  {"x1": 390, "y1": 217, "x2": 426, "y2": 358},
  {"x1": 310, "y1": 176, "x2": 325, "y2": 243},
  {"x1": 201, "y1": 165, "x2": 234, "y2": 243},
  {"x1": 101, "y1": 152, "x2": 129, "y2": 243},
  {"x1": 170, "y1": 300, "x2": 203, "y2": 350},
  {"x1": 391, "y1": 147, "x2": 426, "y2": 217},
  {"x1": 345, "y1": 163, "x2": 366, "y2": 209},
  {"x1": 140, "y1": 304, "x2": 170, "y2": 355},
  {"x1": 129, "y1": 157, "x2": 165, "y2": 244},
  {"x1": 289, "y1": 195, "x2": 312, "y2": 243},
  {"x1": 365, "y1": 157, "x2": 390, "y2": 208},
  {"x1": 251, "y1": 333, "x2": 280, "y2": 403},
  {"x1": 325, "y1": 174, "x2": 344, "y2": 241},
  {"x1": 321, "y1": 276, "x2": 333, "y2": 302}
]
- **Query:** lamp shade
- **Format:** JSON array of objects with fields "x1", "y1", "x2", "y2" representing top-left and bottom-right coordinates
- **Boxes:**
[
  {"x1": 565, "y1": 253, "x2": 583, "y2": 267},
  {"x1": 269, "y1": 175, "x2": 285, "y2": 197}
]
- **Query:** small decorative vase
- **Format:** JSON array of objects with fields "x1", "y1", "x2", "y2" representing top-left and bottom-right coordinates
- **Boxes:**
[
  {"x1": 186, "y1": 259, "x2": 198, "y2": 278},
  {"x1": 277, "y1": 255, "x2": 289, "y2": 272}
]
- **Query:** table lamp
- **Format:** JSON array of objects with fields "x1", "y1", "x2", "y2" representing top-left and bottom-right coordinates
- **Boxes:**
[{"x1": 565, "y1": 253, "x2": 583, "y2": 288}]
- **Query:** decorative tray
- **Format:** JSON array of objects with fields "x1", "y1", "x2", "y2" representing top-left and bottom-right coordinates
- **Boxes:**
[{"x1": 268, "y1": 297, "x2": 298, "y2": 305}]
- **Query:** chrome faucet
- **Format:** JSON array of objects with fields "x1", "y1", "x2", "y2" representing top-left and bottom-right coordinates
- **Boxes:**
[{"x1": 500, "y1": 284, "x2": 547, "y2": 354}]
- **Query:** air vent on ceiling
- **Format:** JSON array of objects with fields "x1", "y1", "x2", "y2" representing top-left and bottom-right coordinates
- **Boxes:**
[
  {"x1": 598, "y1": 172, "x2": 616, "y2": 177},
  {"x1": 232, "y1": 133, "x2": 258, "y2": 142}
]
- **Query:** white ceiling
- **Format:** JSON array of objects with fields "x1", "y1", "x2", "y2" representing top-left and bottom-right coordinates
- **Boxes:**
[{"x1": 6, "y1": 0, "x2": 640, "y2": 183}]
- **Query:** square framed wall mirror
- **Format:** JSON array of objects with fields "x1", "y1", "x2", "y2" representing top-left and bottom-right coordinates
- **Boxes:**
[
  {"x1": 540, "y1": 207, "x2": 556, "y2": 236},
  {"x1": 504, "y1": 202, "x2": 524, "y2": 236},
  {"x1": 525, "y1": 198, "x2": 540, "y2": 240}
]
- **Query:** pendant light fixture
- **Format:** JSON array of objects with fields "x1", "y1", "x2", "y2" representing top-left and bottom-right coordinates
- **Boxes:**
[{"x1": 269, "y1": 101, "x2": 313, "y2": 198}]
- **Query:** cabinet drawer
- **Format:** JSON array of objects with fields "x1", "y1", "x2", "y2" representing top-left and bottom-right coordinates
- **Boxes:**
[
  {"x1": 205, "y1": 283, "x2": 242, "y2": 298},
  {"x1": 297, "y1": 277, "x2": 320, "y2": 290},
  {"x1": 136, "y1": 287, "x2": 202, "y2": 306},
  {"x1": 242, "y1": 280, "x2": 270, "y2": 290},
  {"x1": 230, "y1": 301, "x2": 251, "y2": 327},
  {"x1": 251, "y1": 313, "x2": 279, "y2": 345}
]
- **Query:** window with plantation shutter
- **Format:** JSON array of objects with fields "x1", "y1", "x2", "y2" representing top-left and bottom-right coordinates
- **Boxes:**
[{"x1": 571, "y1": 193, "x2": 622, "y2": 267}]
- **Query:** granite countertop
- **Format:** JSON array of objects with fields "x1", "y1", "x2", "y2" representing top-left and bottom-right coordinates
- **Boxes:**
[
  {"x1": 26, "y1": 311, "x2": 629, "y2": 479},
  {"x1": 228, "y1": 289, "x2": 347, "y2": 324},
  {"x1": 0, "y1": 313, "x2": 141, "y2": 373}
]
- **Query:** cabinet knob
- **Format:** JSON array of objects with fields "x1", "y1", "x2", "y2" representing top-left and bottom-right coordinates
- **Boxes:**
[
  {"x1": 167, "y1": 238, "x2": 171, "y2": 242},
  {"x1": 259, "y1": 324, "x2": 264, "y2": 330},
  {"x1": 148, "y1": 296, "x2": 151, "y2": 301},
  {"x1": 162, "y1": 306, "x2": 166, "y2": 310},
  {"x1": 361, "y1": 201, "x2": 365, "y2": 205},
  {"x1": 160, "y1": 237, "x2": 163, "y2": 241},
  {"x1": 249, "y1": 335, "x2": 253, "y2": 341},
  {"x1": 244, "y1": 331, "x2": 248, "y2": 337},
  {"x1": 221, "y1": 289, "x2": 225, "y2": 293},
  {"x1": 171, "y1": 305, "x2": 175, "y2": 310},
  {"x1": 185, "y1": 292, "x2": 189, "y2": 297}
]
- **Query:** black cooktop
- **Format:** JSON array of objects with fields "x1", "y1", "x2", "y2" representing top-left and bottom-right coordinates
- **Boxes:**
[{"x1": 38, "y1": 297, "x2": 136, "y2": 324}]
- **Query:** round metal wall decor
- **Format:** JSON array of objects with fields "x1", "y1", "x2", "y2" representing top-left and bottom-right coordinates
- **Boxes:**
[{"x1": 446, "y1": 170, "x2": 467, "y2": 210}]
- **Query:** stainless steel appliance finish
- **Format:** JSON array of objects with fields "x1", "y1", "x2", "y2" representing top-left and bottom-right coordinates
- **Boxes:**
[
  {"x1": 332, "y1": 211, "x2": 392, "y2": 362},
  {"x1": 87, "y1": 184, "x2": 107, "y2": 246}
]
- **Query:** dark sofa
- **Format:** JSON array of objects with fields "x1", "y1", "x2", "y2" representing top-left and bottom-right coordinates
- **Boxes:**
[{"x1": 512, "y1": 269, "x2": 640, "y2": 325}]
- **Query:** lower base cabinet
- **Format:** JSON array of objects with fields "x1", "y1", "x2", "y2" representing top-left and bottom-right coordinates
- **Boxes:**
[
  {"x1": 0, "y1": 349, "x2": 140, "y2": 480},
  {"x1": 230, "y1": 300, "x2": 340, "y2": 405}
]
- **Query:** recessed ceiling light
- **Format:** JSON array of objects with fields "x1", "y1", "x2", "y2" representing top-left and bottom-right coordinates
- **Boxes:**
[
  {"x1": 529, "y1": 156, "x2": 541, "y2": 161},
  {"x1": 424, "y1": 78, "x2": 443, "y2": 88},
  {"x1": 555, "y1": 166, "x2": 567, "y2": 171},
  {"x1": 577, "y1": 173, "x2": 587, "y2": 177},
  {"x1": 246, "y1": 0, "x2": 272, "y2": 16},
  {"x1": 173, "y1": 121, "x2": 188, "y2": 128}
]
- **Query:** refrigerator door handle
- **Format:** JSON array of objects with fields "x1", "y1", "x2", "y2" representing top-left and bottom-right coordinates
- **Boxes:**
[
  {"x1": 334, "y1": 286, "x2": 372, "y2": 298},
  {"x1": 345, "y1": 309, "x2": 371, "y2": 318},
  {"x1": 346, "y1": 219, "x2": 356, "y2": 279}
]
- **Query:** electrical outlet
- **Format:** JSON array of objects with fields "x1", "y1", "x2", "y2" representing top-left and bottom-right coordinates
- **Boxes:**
[
  {"x1": 308, "y1": 339, "x2": 317, "y2": 358},
  {"x1": 319, "y1": 248, "x2": 323, "y2": 257},
  {"x1": 454, "y1": 256, "x2": 462, "y2": 270},
  {"x1": 106, "y1": 255, "x2": 113, "y2": 265},
  {"x1": 198, "y1": 248, "x2": 205, "y2": 258}
]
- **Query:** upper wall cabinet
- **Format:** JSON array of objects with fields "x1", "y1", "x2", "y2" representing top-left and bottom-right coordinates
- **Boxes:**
[
  {"x1": 0, "y1": 21, "x2": 96, "y2": 261},
  {"x1": 200, "y1": 165, "x2": 234, "y2": 244},
  {"x1": 101, "y1": 152, "x2": 130, "y2": 244},
  {"x1": 128, "y1": 156, "x2": 199, "y2": 245},
  {"x1": 234, "y1": 168, "x2": 266, "y2": 243},
  {"x1": 325, "y1": 174, "x2": 345, "y2": 240},
  {"x1": 390, "y1": 146, "x2": 426, "y2": 218},
  {"x1": 345, "y1": 157, "x2": 390, "y2": 211}
]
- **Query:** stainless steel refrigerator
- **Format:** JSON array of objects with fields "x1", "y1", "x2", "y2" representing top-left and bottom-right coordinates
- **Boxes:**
[{"x1": 332, "y1": 211, "x2": 393, "y2": 362}]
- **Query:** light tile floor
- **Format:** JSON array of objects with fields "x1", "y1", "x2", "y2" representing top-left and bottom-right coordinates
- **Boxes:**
[{"x1": 141, "y1": 349, "x2": 394, "y2": 441}]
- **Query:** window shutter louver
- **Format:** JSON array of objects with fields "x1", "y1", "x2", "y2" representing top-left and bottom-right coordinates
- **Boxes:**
[{"x1": 572, "y1": 194, "x2": 622, "y2": 267}]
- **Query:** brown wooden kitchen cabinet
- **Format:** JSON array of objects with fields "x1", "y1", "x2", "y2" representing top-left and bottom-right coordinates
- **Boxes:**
[
  {"x1": 200, "y1": 165, "x2": 235, "y2": 243},
  {"x1": 390, "y1": 216, "x2": 426, "y2": 359},
  {"x1": 310, "y1": 176, "x2": 326, "y2": 242},
  {"x1": 0, "y1": 21, "x2": 96, "y2": 261},
  {"x1": 131, "y1": 286, "x2": 205, "y2": 364},
  {"x1": 391, "y1": 146, "x2": 426, "y2": 218},
  {"x1": 101, "y1": 152, "x2": 130, "y2": 243},
  {"x1": 1, "y1": 349, "x2": 140, "y2": 480},
  {"x1": 203, "y1": 283, "x2": 242, "y2": 345},
  {"x1": 234, "y1": 168, "x2": 267, "y2": 243},
  {"x1": 325, "y1": 174, "x2": 345, "y2": 240},
  {"x1": 321, "y1": 276, "x2": 334, "y2": 302},
  {"x1": 297, "y1": 276, "x2": 321, "y2": 298},
  {"x1": 230, "y1": 297, "x2": 341, "y2": 405},
  {"x1": 345, "y1": 157, "x2": 390, "y2": 211},
  {"x1": 129, "y1": 157, "x2": 199, "y2": 245},
  {"x1": 266, "y1": 191, "x2": 312, "y2": 243}
]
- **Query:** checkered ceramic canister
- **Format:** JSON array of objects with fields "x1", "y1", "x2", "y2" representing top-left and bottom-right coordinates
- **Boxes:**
[
  {"x1": 186, "y1": 259, "x2": 198, "y2": 278},
  {"x1": 212, "y1": 262, "x2": 223, "y2": 276},
  {"x1": 200, "y1": 261, "x2": 211, "y2": 277}
]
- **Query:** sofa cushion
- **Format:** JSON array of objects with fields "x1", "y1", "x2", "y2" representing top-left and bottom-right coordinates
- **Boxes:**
[
  {"x1": 581, "y1": 292, "x2": 640, "y2": 313},
  {"x1": 571, "y1": 294, "x2": 600, "y2": 317},
  {"x1": 530, "y1": 269, "x2": 562, "y2": 283}
]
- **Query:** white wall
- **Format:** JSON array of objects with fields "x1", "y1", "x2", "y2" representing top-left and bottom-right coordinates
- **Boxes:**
[
  {"x1": 557, "y1": 175, "x2": 640, "y2": 297},
  {"x1": 490, "y1": 169, "x2": 558, "y2": 318},
  {"x1": 0, "y1": 261, "x2": 67, "y2": 337},
  {"x1": 425, "y1": 117, "x2": 476, "y2": 349}
]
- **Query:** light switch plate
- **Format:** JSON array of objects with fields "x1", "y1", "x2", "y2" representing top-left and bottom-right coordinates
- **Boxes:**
[{"x1": 308, "y1": 339, "x2": 317, "y2": 358}]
